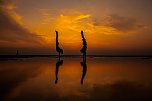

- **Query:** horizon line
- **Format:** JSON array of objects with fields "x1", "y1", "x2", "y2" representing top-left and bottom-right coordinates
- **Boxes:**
[{"x1": 0, "y1": 54, "x2": 152, "y2": 58}]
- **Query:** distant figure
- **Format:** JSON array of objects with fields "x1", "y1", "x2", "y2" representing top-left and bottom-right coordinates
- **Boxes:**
[
  {"x1": 80, "y1": 30, "x2": 87, "y2": 61},
  {"x1": 55, "y1": 59, "x2": 63, "y2": 84},
  {"x1": 80, "y1": 57, "x2": 87, "y2": 85},
  {"x1": 56, "y1": 30, "x2": 63, "y2": 58}
]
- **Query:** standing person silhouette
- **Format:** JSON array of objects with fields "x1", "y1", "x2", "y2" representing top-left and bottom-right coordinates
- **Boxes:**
[
  {"x1": 55, "y1": 30, "x2": 63, "y2": 59},
  {"x1": 80, "y1": 30, "x2": 87, "y2": 61}
]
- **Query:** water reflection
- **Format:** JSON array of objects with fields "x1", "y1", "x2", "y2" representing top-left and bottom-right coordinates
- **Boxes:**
[
  {"x1": 0, "y1": 58, "x2": 152, "y2": 101},
  {"x1": 80, "y1": 56, "x2": 87, "y2": 85},
  {"x1": 55, "y1": 59, "x2": 63, "y2": 84},
  {"x1": 55, "y1": 54, "x2": 88, "y2": 85},
  {"x1": 0, "y1": 61, "x2": 46, "y2": 101}
]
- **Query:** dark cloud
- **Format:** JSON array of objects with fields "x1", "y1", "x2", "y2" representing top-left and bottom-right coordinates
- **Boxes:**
[
  {"x1": 0, "y1": 0, "x2": 7, "y2": 4},
  {"x1": 0, "y1": 0, "x2": 13, "y2": 8},
  {"x1": 91, "y1": 14, "x2": 145, "y2": 32},
  {"x1": 92, "y1": 18, "x2": 104, "y2": 26},
  {"x1": 0, "y1": 0, "x2": 42, "y2": 48},
  {"x1": 107, "y1": 14, "x2": 145, "y2": 31}
]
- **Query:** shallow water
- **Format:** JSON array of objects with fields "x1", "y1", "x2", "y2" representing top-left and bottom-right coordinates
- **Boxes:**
[{"x1": 0, "y1": 57, "x2": 152, "y2": 101}]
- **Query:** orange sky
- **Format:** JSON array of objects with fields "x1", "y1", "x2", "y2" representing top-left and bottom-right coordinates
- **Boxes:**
[{"x1": 0, "y1": 0, "x2": 152, "y2": 55}]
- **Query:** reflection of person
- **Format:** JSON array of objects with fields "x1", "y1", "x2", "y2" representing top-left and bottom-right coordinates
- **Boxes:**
[
  {"x1": 55, "y1": 59, "x2": 63, "y2": 84},
  {"x1": 56, "y1": 30, "x2": 63, "y2": 59},
  {"x1": 80, "y1": 58, "x2": 87, "y2": 85},
  {"x1": 80, "y1": 30, "x2": 87, "y2": 61}
]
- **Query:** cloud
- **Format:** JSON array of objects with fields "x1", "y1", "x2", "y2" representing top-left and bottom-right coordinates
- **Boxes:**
[
  {"x1": 39, "y1": 9, "x2": 53, "y2": 25},
  {"x1": 91, "y1": 14, "x2": 145, "y2": 32},
  {"x1": 0, "y1": 0, "x2": 42, "y2": 48},
  {"x1": 0, "y1": 0, "x2": 16, "y2": 11},
  {"x1": 107, "y1": 14, "x2": 145, "y2": 31}
]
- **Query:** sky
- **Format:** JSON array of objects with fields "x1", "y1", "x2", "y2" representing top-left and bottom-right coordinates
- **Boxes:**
[{"x1": 0, "y1": 0, "x2": 152, "y2": 55}]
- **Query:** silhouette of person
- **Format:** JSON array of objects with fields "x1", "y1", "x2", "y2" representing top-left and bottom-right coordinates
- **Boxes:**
[
  {"x1": 80, "y1": 30, "x2": 87, "y2": 61},
  {"x1": 80, "y1": 57, "x2": 87, "y2": 85},
  {"x1": 55, "y1": 58, "x2": 63, "y2": 84},
  {"x1": 56, "y1": 30, "x2": 63, "y2": 59}
]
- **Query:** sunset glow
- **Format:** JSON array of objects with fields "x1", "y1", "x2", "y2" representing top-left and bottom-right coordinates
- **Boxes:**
[
  {"x1": 0, "y1": 0, "x2": 152, "y2": 55},
  {"x1": 0, "y1": 1, "x2": 152, "y2": 100}
]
